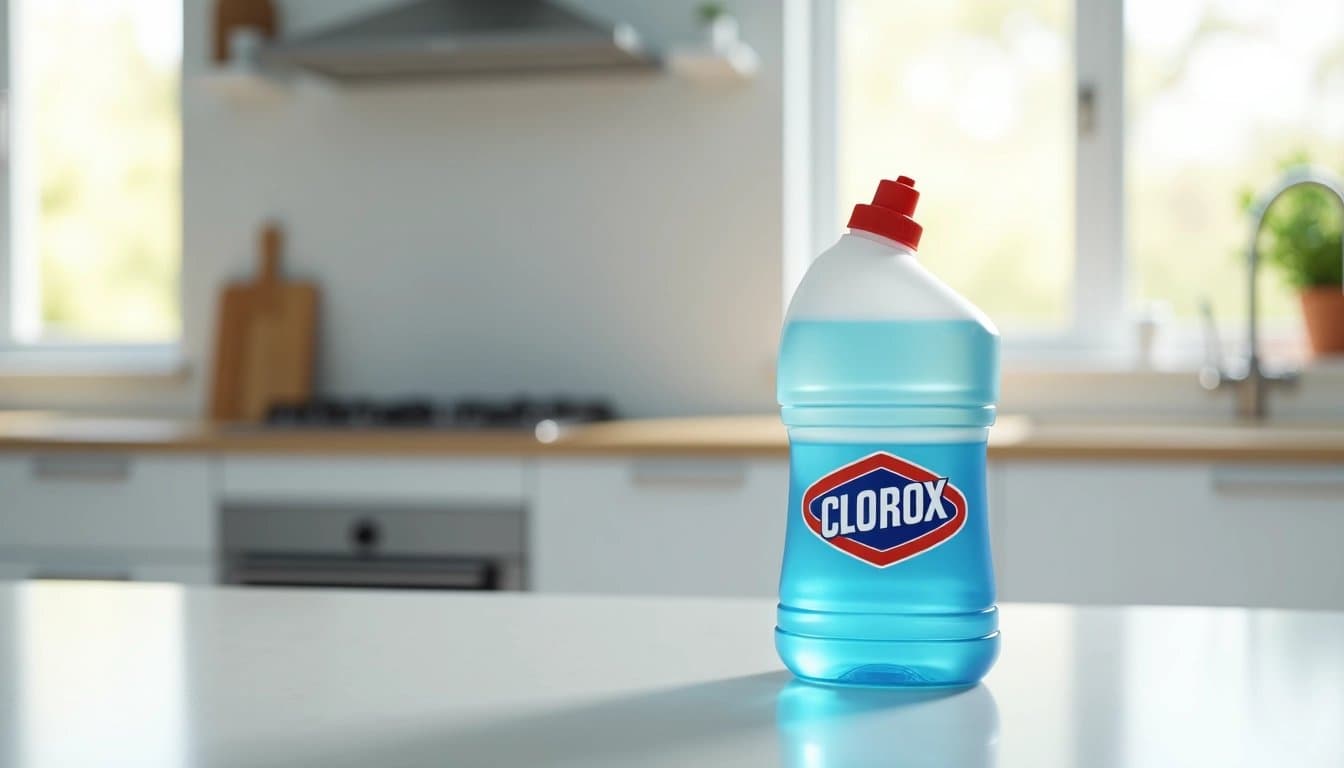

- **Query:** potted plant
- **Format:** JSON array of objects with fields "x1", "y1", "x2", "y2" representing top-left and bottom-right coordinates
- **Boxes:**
[
  {"x1": 1246, "y1": 164, "x2": 1344, "y2": 356},
  {"x1": 697, "y1": 2, "x2": 740, "y2": 53}
]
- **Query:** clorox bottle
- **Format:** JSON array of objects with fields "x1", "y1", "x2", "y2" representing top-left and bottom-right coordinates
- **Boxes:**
[{"x1": 776, "y1": 176, "x2": 1000, "y2": 687}]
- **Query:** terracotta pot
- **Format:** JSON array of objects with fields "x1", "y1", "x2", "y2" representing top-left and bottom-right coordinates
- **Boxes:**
[
  {"x1": 1300, "y1": 286, "x2": 1344, "y2": 357},
  {"x1": 213, "y1": 0, "x2": 277, "y2": 64}
]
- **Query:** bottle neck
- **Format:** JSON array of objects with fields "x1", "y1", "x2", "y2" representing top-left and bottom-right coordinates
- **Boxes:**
[{"x1": 846, "y1": 229, "x2": 920, "y2": 256}]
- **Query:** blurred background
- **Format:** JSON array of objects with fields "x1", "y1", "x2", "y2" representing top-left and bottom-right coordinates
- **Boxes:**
[{"x1": 0, "y1": 0, "x2": 1340, "y2": 608}]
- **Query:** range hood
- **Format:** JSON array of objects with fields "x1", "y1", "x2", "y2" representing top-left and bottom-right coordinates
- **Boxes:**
[{"x1": 260, "y1": 0, "x2": 657, "y2": 82}]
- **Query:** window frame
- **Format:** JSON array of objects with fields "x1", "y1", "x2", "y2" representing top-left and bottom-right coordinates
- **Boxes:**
[
  {"x1": 0, "y1": 2, "x2": 11, "y2": 349},
  {"x1": 0, "y1": 0, "x2": 183, "y2": 372},
  {"x1": 810, "y1": 0, "x2": 1294, "y2": 367}
]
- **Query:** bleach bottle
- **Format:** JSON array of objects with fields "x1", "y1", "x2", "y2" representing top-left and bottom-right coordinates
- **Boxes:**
[{"x1": 776, "y1": 176, "x2": 1000, "y2": 687}]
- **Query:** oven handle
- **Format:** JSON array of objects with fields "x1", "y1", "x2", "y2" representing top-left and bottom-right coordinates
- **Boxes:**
[{"x1": 230, "y1": 556, "x2": 498, "y2": 590}]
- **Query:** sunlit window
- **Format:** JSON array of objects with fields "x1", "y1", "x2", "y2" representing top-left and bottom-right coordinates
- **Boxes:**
[
  {"x1": 836, "y1": 0, "x2": 1073, "y2": 332},
  {"x1": 7, "y1": 0, "x2": 181, "y2": 344},
  {"x1": 1127, "y1": 0, "x2": 1344, "y2": 330},
  {"x1": 831, "y1": 0, "x2": 1344, "y2": 357}
]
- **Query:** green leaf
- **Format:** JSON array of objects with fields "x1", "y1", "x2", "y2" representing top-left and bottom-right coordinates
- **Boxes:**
[{"x1": 1249, "y1": 153, "x2": 1344, "y2": 289}]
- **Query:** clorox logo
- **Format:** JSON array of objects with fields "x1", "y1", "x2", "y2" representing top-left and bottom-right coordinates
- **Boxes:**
[{"x1": 802, "y1": 452, "x2": 968, "y2": 568}]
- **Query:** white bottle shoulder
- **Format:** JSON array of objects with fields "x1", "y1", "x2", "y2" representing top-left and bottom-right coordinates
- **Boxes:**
[{"x1": 785, "y1": 232, "x2": 999, "y2": 332}]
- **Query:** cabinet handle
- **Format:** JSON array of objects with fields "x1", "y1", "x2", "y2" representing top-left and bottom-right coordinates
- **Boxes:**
[
  {"x1": 628, "y1": 459, "x2": 747, "y2": 489},
  {"x1": 31, "y1": 454, "x2": 132, "y2": 483},
  {"x1": 0, "y1": 89, "x2": 8, "y2": 168},
  {"x1": 30, "y1": 571, "x2": 132, "y2": 582},
  {"x1": 1211, "y1": 465, "x2": 1344, "y2": 497}
]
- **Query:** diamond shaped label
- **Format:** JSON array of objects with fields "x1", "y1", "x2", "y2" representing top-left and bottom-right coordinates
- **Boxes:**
[{"x1": 801, "y1": 452, "x2": 967, "y2": 568}]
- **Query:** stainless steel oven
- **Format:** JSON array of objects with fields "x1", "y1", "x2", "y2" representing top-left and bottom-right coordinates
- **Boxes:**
[{"x1": 220, "y1": 503, "x2": 525, "y2": 590}]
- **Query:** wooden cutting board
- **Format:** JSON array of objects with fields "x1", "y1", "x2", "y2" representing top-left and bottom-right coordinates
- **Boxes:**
[{"x1": 209, "y1": 224, "x2": 318, "y2": 423}]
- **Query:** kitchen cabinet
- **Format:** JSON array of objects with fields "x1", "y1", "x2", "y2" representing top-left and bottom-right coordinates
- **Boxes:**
[
  {"x1": 0, "y1": 440, "x2": 1335, "y2": 609},
  {"x1": 0, "y1": 454, "x2": 214, "y2": 582},
  {"x1": 533, "y1": 458, "x2": 1008, "y2": 600},
  {"x1": 532, "y1": 458, "x2": 789, "y2": 597},
  {"x1": 998, "y1": 461, "x2": 1344, "y2": 610},
  {"x1": 1200, "y1": 464, "x2": 1344, "y2": 610}
]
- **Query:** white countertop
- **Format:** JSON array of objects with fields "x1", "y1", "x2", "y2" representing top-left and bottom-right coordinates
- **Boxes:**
[{"x1": 7, "y1": 582, "x2": 1343, "y2": 767}]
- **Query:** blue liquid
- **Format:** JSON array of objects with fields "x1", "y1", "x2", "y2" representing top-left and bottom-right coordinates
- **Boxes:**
[
  {"x1": 776, "y1": 320, "x2": 999, "y2": 687},
  {"x1": 778, "y1": 320, "x2": 998, "y2": 412}
]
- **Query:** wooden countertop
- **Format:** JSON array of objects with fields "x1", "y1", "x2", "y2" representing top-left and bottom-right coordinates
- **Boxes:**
[{"x1": 1, "y1": 411, "x2": 1342, "y2": 462}]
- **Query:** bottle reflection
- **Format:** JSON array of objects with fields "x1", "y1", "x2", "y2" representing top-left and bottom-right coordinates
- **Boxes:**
[{"x1": 776, "y1": 681, "x2": 999, "y2": 768}]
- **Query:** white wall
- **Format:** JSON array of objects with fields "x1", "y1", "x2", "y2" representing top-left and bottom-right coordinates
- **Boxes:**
[
  {"x1": 1, "y1": 0, "x2": 788, "y2": 417},
  {"x1": 182, "y1": 0, "x2": 784, "y2": 418}
]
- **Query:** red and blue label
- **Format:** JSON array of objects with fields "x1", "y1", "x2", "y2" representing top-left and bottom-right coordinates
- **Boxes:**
[{"x1": 801, "y1": 452, "x2": 968, "y2": 568}]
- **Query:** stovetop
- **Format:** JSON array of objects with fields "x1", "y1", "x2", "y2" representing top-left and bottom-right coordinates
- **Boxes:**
[{"x1": 263, "y1": 397, "x2": 616, "y2": 429}]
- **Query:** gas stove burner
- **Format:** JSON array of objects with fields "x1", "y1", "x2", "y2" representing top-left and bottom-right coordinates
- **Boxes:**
[{"x1": 263, "y1": 397, "x2": 616, "y2": 430}]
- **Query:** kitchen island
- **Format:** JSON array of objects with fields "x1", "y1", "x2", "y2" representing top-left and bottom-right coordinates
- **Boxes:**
[{"x1": 7, "y1": 581, "x2": 1342, "y2": 766}]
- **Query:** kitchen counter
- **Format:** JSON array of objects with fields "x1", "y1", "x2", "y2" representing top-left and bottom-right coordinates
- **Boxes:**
[
  {"x1": 2, "y1": 410, "x2": 1344, "y2": 461},
  {"x1": 10, "y1": 581, "x2": 1343, "y2": 767}
]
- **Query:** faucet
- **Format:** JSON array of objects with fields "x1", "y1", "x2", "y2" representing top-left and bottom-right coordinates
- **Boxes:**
[{"x1": 1200, "y1": 166, "x2": 1344, "y2": 420}]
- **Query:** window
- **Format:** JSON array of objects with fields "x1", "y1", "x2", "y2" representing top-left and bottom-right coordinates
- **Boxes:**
[
  {"x1": 836, "y1": 0, "x2": 1073, "y2": 332},
  {"x1": 822, "y1": 0, "x2": 1344, "y2": 361},
  {"x1": 1127, "y1": 0, "x2": 1344, "y2": 335},
  {"x1": 2, "y1": 0, "x2": 181, "y2": 353}
]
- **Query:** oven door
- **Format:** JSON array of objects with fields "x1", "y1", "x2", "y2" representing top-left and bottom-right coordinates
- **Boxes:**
[{"x1": 220, "y1": 503, "x2": 526, "y2": 590}]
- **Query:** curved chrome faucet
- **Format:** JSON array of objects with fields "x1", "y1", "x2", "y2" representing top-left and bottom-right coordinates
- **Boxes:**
[{"x1": 1201, "y1": 166, "x2": 1344, "y2": 420}]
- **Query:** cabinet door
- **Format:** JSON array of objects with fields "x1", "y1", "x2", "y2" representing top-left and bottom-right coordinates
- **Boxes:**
[
  {"x1": 1203, "y1": 463, "x2": 1344, "y2": 611},
  {"x1": 1000, "y1": 461, "x2": 1344, "y2": 610},
  {"x1": 0, "y1": 454, "x2": 212, "y2": 556},
  {"x1": 533, "y1": 458, "x2": 789, "y2": 597},
  {"x1": 1002, "y1": 462, "x2": 1215, "y2": 606}
]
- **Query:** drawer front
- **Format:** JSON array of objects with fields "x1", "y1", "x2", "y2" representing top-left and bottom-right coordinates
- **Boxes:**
[
  {"x1": 0, "y1": 454, "x2": 212, "y2": 554},
  {"x1": 532, "y1": 458, "x2": 789, "y2": 597},
  {"x1": 219, "y1": 456, "x2": 526, "y2": 504}
]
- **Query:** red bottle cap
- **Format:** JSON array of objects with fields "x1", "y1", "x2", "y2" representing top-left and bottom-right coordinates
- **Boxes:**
[{"x1": 846, "y1": 176, "x2": 923, "y2": 250}]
